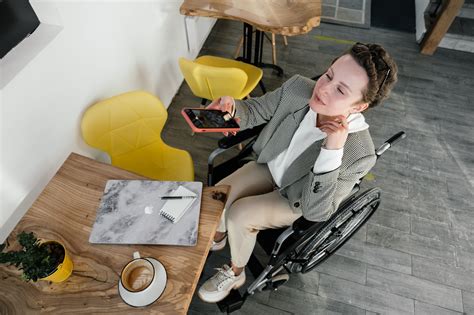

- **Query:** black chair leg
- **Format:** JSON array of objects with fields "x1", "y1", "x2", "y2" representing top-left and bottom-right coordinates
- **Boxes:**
[{"x1": 259, "y1": 80, "x2": 266, "y2": 94}]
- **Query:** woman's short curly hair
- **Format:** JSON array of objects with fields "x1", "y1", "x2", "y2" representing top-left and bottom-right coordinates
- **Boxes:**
[{"x1": 333, "y1": 43, "x2": 398, "y2": 108}]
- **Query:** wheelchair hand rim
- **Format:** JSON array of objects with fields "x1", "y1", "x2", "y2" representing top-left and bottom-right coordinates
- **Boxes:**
[{"x1": 295, "y1": 188, "x2": 381, "y2": 273}]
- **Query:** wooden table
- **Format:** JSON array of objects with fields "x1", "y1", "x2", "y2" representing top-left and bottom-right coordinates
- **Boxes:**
[
  {"x1": 0, "y1": 153, "x2": 229, "y2": 314},
  {"x1": 180, "y1": 0, "x2": 321, "y2": 85}
]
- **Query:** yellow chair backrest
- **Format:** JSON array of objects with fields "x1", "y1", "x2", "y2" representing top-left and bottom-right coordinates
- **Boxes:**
[
  {"x1": 179, "y1": 57, "x2": 248, "y2": 100},
  {"x1": 81, "y1": 90, "x2": 167, "y2": 158},
  {"x1": 81, "y1": 90, "x2": 194, "y2": 181}
]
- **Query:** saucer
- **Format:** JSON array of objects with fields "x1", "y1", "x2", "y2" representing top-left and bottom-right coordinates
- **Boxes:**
[{"x1": 118, "y1": 257, "x2": 167, "y2": 307}]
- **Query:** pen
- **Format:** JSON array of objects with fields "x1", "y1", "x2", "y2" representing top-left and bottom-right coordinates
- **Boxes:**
[{"x1": 161, "y1": 196, "x2": 196, "y2": 200}]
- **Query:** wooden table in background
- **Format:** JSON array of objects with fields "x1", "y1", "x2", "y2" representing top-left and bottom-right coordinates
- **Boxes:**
[
  {"x1": 180, "y1": 0, "x2": 321, "y2": 82},
  {"x1": 0, "y1": 153, "x2": 229, "y2": 314},
  {"x1": 180, "y1": 0, "x2": 321, "y2": 36}
]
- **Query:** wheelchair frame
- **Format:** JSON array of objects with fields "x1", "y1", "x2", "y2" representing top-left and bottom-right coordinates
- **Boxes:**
[{"x1": 207, "y1": 126, "x2": 406, "y2": 313}]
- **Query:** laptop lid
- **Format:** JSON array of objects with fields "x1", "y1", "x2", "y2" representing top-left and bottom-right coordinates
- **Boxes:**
[{"x1": 89, "y1": 180, "x2": 202, "y2": 246}]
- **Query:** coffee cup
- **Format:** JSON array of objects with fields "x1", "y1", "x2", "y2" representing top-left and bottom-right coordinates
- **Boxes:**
[
  {"x1": 121, "y1": 252, "x2": 154, "y2": 292},
  {"x1": 118, "y1": 251, "x2": 167, "y2": 307}
]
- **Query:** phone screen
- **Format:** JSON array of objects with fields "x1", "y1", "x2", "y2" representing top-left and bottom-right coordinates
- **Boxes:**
[{"x1": 184, "y1": 109, "x2": 239, "y2": 129}]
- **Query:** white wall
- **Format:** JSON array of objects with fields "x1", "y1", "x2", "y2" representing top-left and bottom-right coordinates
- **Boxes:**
[{"x1": 0, "y1": 1, "x2": 216, "y2": 242}]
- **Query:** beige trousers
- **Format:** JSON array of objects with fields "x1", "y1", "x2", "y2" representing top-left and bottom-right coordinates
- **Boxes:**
[{"x1": 216, "y1": 161, "x2": 301, "y2": 267}]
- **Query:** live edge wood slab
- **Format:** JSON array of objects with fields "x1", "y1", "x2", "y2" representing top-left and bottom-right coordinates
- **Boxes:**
[
  {"x1": 0, "y1": 153, "x2": 229, "y2": 314},
  {"x1": 180, "y1": 0, "x2": 321, "y2": 36}
]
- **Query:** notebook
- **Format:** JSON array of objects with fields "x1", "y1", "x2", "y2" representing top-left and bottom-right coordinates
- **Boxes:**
[
  {"x1": 89, "y1": 180, "x2": 203, "y2": 246},
  {"x1": 159, "y1": 185, "x2": 197, "y2": 223}
]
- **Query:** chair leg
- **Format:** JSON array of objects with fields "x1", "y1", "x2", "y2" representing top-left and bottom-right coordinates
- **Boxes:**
[
  {"x1": 283, "y1": 35, "x2": 288, "y2": 46},
  {"x1": 259, "y1": 80, "x2": 267, "y2": 94},
  {"x1": 271, "y1": 33, "x2": 277, "y2": 65},
  {"x1": 234, "y1": 35, "x2": 244, "y2": 59}
]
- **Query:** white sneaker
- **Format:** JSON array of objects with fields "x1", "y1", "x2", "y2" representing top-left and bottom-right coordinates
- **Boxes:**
[
  {"x1": 210, "y1": 234, "x2": 227, "y2": 251},
  {"x1": 198, "y1": 264, "x2": 246, "y2": 303}
]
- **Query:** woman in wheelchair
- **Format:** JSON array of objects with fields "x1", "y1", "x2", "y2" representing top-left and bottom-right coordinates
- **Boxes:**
[{"x1": 198, "y1": 42, "x2": 398, "y2": 303}]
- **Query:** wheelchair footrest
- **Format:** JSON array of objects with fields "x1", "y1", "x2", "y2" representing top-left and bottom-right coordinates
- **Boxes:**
[{"x1": 217, "y1": 289, "x2": 246, "y2": 313}]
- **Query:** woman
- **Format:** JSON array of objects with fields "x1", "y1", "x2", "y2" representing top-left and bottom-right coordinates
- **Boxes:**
[{"x1": 198, "y1": 43, "x2": 398, "y2": 303}]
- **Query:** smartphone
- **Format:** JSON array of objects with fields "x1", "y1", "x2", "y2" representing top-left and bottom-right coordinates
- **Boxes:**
[{"x1": 181, "y1": 108, "x2": 240, "y2": 133}]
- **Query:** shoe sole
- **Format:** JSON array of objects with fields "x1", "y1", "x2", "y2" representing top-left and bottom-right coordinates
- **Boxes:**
[{"x1": 197, "y1": 275, "x2": 246, "y2": 303}]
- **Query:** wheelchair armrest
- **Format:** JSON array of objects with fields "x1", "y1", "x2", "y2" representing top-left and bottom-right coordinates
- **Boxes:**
[
  {"x1": 292, "y1": 216, "x2": 322, "y2": 236},
  {"x1": 375, "y1": 131, "x2": 406, "y2": 157},
  {"x1": 218, "y1": 124, "x2": 266, "y2": 149}
]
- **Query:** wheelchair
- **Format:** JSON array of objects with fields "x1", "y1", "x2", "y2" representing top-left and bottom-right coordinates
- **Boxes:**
[{"x1": 207, "y1": 121, "x2": 406, "y2": 313}]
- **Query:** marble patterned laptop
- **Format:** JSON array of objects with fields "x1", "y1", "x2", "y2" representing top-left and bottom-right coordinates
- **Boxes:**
[{"x1": 89, "y1": 180, "x2": 202, "y2": 246}]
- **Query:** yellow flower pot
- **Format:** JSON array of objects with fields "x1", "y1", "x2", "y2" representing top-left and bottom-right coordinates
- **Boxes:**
[{"x1": 40, "y1": 241, "x2": 73, "y2": 283}]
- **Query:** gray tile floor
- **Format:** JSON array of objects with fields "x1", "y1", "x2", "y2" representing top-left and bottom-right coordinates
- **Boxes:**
[{"x1": 163, "y1": 20, "x2": 474, "y2": 314}]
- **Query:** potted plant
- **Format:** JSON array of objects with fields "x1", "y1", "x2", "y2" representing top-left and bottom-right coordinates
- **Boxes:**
[{"x1": 0, "y1": 231, "x2": 73, "y2": 282}]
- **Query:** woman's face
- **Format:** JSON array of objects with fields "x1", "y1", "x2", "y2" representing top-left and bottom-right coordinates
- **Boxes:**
[{"x1": 309, "y1": 54, "x2": 369, "y2": 117}]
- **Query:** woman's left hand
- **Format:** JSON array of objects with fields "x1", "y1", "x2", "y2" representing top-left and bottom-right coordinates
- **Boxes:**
[{"x1": 319, "y1": 115, "x2": 349, "y2": 150}]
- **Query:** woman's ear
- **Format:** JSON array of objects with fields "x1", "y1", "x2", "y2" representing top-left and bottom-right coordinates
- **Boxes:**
[{"x1": 351, "y1": 102, "x2": 369, "y2": 113}]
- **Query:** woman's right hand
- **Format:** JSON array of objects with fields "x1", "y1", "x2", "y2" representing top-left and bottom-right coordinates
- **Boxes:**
[
  {"x1": 207, "y1": 96, "x2": 240, "y2": 136},
  {"x1": 207, "y1": 96, "x2": 235, "y2": 114}
]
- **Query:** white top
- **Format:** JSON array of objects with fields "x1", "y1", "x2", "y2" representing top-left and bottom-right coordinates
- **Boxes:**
[{"x1": 267, "y1": 109, "x2": 369, "y2": 187}]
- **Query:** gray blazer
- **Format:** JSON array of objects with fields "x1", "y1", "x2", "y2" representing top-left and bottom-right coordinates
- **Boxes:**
[{"x1": 234, "y1": 75, "x2": 377, "y2": 221}]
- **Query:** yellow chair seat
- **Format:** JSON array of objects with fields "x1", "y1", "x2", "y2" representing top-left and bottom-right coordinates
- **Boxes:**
[
  {"x1": 179, "y1": 55, "x2": 263, "y2": 100},
  {"x1": 81, "y1": 91, "x2": 194, "y2": 181}
]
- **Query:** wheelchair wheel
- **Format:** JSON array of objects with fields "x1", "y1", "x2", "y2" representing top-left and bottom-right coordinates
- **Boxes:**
[{"x1": 293, "y1": 187, "x2": 381, "y2": 274}]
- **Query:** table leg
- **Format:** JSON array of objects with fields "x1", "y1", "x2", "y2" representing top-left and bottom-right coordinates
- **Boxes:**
[
  {"x1": 255, "y1": 29, "x2": 284, "y2": 77},
  {"x1": 238, "y1": 23, "x2": 284, "y2": 77},
  {"x1": 254, "y1": 30, "x2": 262, "y2": 65},
  {"x1": 242, "y1": 23, "x2": 253, "y2": 63}
]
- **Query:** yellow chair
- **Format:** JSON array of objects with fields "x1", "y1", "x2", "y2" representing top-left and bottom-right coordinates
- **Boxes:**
[
  {"x1": 81, "y1": 91, "x2": 194, "y2": 181},
  {"x1": 178, "y1": 55, "x2": 263, "y2": 104}
]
